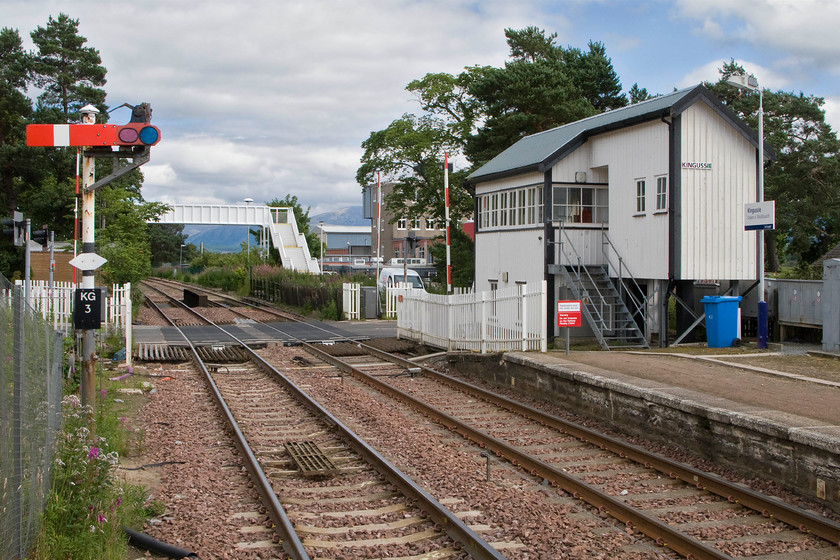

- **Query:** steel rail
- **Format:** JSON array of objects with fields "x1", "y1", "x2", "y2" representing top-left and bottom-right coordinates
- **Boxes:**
[
  {"x1": 143, "y1": 283, "x2": 507, "y2": 560},
  {"x1": 300, "y1": 342, "x2": 728, "y2": 559},
  {"x1": 143, "y1": 279, "x2": 840, "y2": 553},
  {"x1": 140, "y1": 287, "x2": 312, "y2": 559},
  {"x1": 353, "y1": 343, "x2": 840, "y2": 550}
]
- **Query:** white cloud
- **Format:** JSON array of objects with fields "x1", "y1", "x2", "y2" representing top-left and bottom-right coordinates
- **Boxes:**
[
  {"x1": 5, "y1": 0, "x2": 840, "y2": 216},
  {"x1": 673, "y1": 0, "x2": 840, "y2": 75}
]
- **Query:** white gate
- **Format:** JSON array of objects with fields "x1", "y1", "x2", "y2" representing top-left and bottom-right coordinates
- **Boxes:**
[
  {"x1": 342, "y1": 282, "x2": 360, "y2": 320},
  {"x1": 390, "y1": 281, "x2": 547, "y2": 353}
]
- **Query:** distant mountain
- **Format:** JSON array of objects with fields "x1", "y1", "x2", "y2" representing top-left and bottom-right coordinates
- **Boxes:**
[
  {"x1": 310, "y1": 206, "x2": 367, "y2": 226},
  {"x1": 183, "y1": 225, "x2": 250, "y2": 253}
]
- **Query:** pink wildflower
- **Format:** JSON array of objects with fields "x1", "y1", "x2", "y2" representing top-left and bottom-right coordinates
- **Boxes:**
[{"x1": 88, "y1": 447, "x2": 99, "y2": 459}]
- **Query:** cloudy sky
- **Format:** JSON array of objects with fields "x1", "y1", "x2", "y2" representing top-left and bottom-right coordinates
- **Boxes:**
[{"x1": 5, "y1": 0, "x2": 840, "y2": 216}]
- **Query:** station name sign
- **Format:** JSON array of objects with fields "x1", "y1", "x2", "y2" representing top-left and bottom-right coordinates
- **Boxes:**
[
  {"x1": 745, "y1": 201, "x2": 775, "y2": 231},
  {"x1": 681, "y1": 162, "x2": 712, "y2": 170}
]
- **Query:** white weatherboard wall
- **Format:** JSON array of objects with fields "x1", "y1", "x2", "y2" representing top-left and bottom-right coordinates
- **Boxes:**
[
  {"x1": 474, "y1": 172, "x2": 544, "y2": 293},
  {"x1": 475, "y1": 229, "x2": 544, "y2": 291},
  {"x1": 551, "y1": 119, "x2": 670, "y2": 280},
  {"x1": 680, "y1": 102, "x2": 757, "y2": 281}
]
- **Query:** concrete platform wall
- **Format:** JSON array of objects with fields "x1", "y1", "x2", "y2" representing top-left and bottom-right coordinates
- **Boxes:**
[{"x1": 438, "y1": 353, "x2": 840, "y2": 513}]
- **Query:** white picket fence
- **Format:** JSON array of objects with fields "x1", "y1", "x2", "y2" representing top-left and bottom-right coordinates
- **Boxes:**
[
  {"x1": 391, "y1": 281, "x2": 547, "y2": 353},
  {"x1": 9, "y1": 281, "x2": 133, "y2": 364}
]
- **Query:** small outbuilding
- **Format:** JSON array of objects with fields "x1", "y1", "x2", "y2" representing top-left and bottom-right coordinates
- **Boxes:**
[{"x1": 467, "y1": 84, "x2": 771, "y2": 348}]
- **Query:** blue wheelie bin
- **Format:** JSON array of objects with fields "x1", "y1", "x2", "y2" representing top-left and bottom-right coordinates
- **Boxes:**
[{"x1": 701, "y1": 296, "x2": 742, "y2": 348}]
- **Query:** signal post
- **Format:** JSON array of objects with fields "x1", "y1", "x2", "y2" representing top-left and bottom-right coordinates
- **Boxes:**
[
  {"x1": 26, "y1": 103, "x2": 161, "y2": 409},
  {"x1": 80, "y1": 105, "x2": 98, "y2": 408}
]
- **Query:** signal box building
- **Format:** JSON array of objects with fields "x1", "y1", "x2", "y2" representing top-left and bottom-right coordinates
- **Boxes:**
[{"x1": 467, "y1": 85, "x2": 770, "y2": 348}]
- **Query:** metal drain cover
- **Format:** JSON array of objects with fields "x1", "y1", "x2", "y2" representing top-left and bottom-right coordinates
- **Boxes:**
[{"x1": 284, "y1": 441, "x2": 339, "y2": 477}]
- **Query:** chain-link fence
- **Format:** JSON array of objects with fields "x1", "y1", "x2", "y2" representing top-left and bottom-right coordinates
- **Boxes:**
[{"x1": 1, "y1": 274, "x2": 64, "y2": 560}]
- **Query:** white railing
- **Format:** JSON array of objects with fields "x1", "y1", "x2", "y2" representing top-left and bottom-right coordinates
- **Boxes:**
[
  {"x1": 342, "y1": 282, "x2": 361, "y2": 320},
  {"x1": 391, "y1": 281, "x2": 547, "y2": 353},
  {"x1": 384, "y1": 282, "x2": 420, "y2": 318},
  {"x1": 8, "y1": 281, "x2": 133, "y2": 365}
]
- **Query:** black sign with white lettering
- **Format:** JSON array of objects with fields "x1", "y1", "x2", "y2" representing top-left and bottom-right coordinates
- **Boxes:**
[{"x1": 74, "y1": 288, "x2": 102, "y2": 329}]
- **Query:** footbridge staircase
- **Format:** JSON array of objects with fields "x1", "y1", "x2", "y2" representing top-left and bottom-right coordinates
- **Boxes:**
[{"x1": 154, "y1": 204, "x2": 320, "y2": 273}]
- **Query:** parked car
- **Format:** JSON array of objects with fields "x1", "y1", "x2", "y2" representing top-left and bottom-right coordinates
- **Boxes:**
[{"x1": 377, "y1": 267, "x2": 425, "y2": 292}]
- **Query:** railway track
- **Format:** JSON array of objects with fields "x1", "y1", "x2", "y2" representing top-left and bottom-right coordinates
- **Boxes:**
[
  {"x1": 137, "y1": 278, "x2": 840, "y2": 558},
  {"x1": 138, "y1": 280, "x2": 505, "y2": 559}
]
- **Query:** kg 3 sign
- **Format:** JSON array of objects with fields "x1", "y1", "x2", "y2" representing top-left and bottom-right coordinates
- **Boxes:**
[{"x1": 74, "y1": 288, "x2": 103, "y2": 329}]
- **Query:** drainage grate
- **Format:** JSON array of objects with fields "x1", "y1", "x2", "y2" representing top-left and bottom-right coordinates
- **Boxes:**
[
  {"x1": 284, "y1": 441, "x2": 339, "y2": 477},
  {"x1": 195, "y1": 345, "x2": 248, "y2": 363},
  {"x1": 134, "y1": 343, "x2": 190, "y2": 362}
]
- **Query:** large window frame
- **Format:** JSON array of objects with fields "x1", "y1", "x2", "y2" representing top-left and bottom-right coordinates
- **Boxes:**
[
  {"x1": 478, "y1": 184, "x2": 544, "y2": 230},
  {"x1": 552, "y1": 185, "x2": 608, "y2": 225}
]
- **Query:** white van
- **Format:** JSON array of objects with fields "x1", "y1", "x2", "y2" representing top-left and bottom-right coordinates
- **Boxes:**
[{"x1": 377, "y1": 267, "x2": 425, "y2": 291}]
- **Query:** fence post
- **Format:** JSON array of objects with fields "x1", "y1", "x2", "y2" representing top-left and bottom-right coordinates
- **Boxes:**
[
  {"x1": 540, "y1": 280, "x2": 547, "y2": 352},
  {"x1": 480, "y1": 291, "x2": 487, "y2": 354},
  {"x1": 12, "y1": 285, "x2": 23, "y2": 558},
  {"x1": 521, "y1": 284, "x2": 528, "y2": 351},
  {"x1": 125, "y1": 282, "x2": 132, "y2": 367},
  {"x1": 448, "y1": 294, "x2": 454, "y2": 352}
]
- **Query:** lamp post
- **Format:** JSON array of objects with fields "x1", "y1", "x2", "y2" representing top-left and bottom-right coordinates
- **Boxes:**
[
  {"x1": 727, "y1": 73, "x2": 767, "y2": 349},
  {"x1": 319, "y1": 221, "x2": 324, "y2": 274},
  {"x1": 179, "y1": 243, "x2": 185, "y2": 274},
  {"x1": 243, "y1": 197, "x2": 253, "y2": 262}
]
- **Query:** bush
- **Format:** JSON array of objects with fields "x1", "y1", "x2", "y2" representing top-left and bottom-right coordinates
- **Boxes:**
[{"x1": 31, "y1": 395, "x2": 154, "y2": 560}]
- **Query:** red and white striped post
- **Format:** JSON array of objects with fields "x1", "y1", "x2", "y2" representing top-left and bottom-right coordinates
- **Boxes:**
[
  {"x1": 444, "y1": 152, "x2": 452, "y2": 294},
  {"x1": 80, "y1": 105, "x2": 98, "y2": 408}
]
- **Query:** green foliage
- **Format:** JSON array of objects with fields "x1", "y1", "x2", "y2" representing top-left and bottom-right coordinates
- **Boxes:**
[
  {"x1": 356, "y1": 27, "x2": 627, "y2": 285},
  {"x1": 466, "y1": 30, "x2": 625, "y2": 165},
  {"x1": 628, "y1": 83, "x2": 654, "y2": 104},
  {"x1": 147, "y1": 223, "x2": 189, "y2": 266},
  {"x1": 32, "y1": 394, "x2": 153, "y2": 560},
  {"x1": 96, "y1": 187, "x2": 170, "y2": 285},
  {"x1": 195, "y1": 266, "x2": 249, "y2": 294},
  {"x1": 428, "y1": 226, "x2": 474, "y2": 288},
  {"x1": 30, "y1": 13, "x2": 107, "y2": 119}
]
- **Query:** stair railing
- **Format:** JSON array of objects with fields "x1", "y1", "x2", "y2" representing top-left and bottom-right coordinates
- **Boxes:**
[
  {"x1": 556, "y1": 221, "x2": 611, "y2": 331},
  {"x1": 600, "y1": 226, "x2": 650, "y2": 338}
]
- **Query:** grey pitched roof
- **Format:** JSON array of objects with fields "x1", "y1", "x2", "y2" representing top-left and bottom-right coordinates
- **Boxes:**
[{"x1": 468, "y1": 84, "x2": 766, "y2": 184}]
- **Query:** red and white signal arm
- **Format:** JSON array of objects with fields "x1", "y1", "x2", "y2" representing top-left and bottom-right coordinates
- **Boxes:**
[
  {"x1": 26, "y1": 123, "x2": 161, "y2": 147},
  {"x1": 557, "y1": 300, "x2": 582, "y2": 327}
]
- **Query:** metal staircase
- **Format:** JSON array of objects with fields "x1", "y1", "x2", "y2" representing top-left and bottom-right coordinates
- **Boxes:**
[
  {"x1": 556, "y1": 224, "x2": 649, "y2": 350},
  {"x1": 558, "y1": 264, "x2": 648, "y2": 349}
]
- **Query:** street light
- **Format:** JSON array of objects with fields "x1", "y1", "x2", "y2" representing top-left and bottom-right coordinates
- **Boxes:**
[
  {"x1": 243, "y1": 198, "x2": 253, "y2": 261},
  {"x1": 319, "y1": 221, "x2": 324, "y2": 274},
  {"x1": 726, "y1": 72, "x2": 767, "y2": 349}
]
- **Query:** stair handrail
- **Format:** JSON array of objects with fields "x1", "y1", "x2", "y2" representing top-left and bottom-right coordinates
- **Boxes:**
[
  {"x1": 556, "y1": 221, "x2": 611, "y2": 330},
  {"x1": 600, "y1": 226, "x2": 649, "y2": 329}
]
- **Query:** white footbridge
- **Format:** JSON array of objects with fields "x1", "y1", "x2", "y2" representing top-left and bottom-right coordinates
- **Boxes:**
[{"x1": 153, "y1": 204, "x2": 320, "y2": 273}]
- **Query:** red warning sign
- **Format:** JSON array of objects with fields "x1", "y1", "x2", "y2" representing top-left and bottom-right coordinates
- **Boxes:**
[{"x1": 557, "y1": 300, "x2": 582, "y2": 327}]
